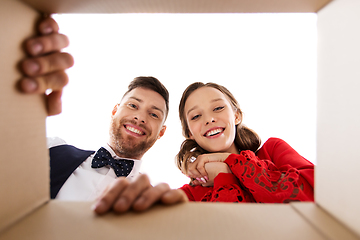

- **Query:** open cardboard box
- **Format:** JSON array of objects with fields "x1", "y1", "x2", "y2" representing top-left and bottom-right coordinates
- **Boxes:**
[{"x1": 1, "y1": 0, "x2": 360, "y2": 239}]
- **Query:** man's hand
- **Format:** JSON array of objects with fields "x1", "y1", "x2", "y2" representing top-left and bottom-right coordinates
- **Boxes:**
[
  {"x1": 92, "y1": 174, "x2": 188, "y2": 214},
  {"x1": 19, "y1": 17, "x2": 74, "y2": 116}
]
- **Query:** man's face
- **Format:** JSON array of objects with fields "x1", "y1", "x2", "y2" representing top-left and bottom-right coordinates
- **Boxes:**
[{"x1": 109, "y1": 87, "x2": 167, "y2": 159}]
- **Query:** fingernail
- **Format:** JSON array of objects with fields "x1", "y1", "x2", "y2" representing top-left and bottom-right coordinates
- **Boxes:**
[
  {"x1": 196, "y1": 178, "x2": 201, "y2": 182},
  {"x1": 31, "y1": 42, "x2": 43, "y2": 55},
  {"x1": 91, "y1": 200, "x2": 105, "y2": 211},
  {"x1": 136, "y1": 197, "x2": 145, "y2": 205},
  {"x1": 42, "y1": 26, "x2": 53, "y2": 34},
  {"x1": 21, "y1": 78, "x2": 38, "y2": 92},
  {"x1": 26, "y1": 61, "x2": 40, "y2": 74},
  {"x1": 118, "y1": 197, "x2": 127, "y2": 206},
  {"x1": 204, "y1": 176, "x2": 209, "y2": 181},
  {"x1": 200, "y1": 177, "x2": 206, "y2": 183}
]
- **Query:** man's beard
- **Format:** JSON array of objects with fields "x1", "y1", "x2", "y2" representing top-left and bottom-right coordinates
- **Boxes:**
[{"x1": 109, "y1": 118, "x2": 157, "y2": 159}]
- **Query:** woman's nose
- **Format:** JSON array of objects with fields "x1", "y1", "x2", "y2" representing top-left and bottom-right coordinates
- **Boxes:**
[{"x1": 205, "y1": 118, "x2": 216, "y2": 125}]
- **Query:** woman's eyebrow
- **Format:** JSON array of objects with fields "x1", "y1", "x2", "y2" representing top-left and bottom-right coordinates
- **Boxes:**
[
  {"x1": 211, "y1": 98, "x2": 224, "y2": 103},
  {"x1": 187, "y1": 105, "x2": 198, "y2": 116},
  {"x1": 186, "y1": 98, "x2": 224, "y2": 115}
]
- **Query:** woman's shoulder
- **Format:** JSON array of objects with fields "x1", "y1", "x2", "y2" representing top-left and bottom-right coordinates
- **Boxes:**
[{"x1": 261, "y1": 137, "x2": 288, "y2": 149}]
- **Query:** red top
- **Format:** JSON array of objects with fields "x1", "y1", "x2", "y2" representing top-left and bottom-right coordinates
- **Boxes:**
[{"x1": 179, "y1": 138, "x2": 314, "y2": 203}]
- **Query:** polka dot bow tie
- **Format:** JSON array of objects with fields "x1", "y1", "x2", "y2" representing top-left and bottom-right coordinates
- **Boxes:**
[{"x1": 91, "y1": 147, "x2": 134, "y2": 177}]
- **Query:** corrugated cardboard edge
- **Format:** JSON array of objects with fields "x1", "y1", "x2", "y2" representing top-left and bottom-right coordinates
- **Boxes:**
[
  {"x1": 316, "y1": 0, "x2": 360, "y2": 237},
  {"x1": 21, "y1": 0, "x2": 331, "y2": 14},
  {"x1": 0, "y1": 201, "x2": 326, "y2": 240},
  {"x1": 0, "y1": 0, "x2": 49, "y2": 233},
  {"x1": 291, "y1": 202, "x2": 360, "y2": 240}
]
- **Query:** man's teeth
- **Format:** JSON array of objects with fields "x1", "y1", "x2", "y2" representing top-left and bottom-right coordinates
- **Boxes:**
[
  {"x1": 126, "y1": 126, "x2": 143, "y2": 135},
  {"x1": 206, "y1": 128, "x2": 223, "y2": 137}
]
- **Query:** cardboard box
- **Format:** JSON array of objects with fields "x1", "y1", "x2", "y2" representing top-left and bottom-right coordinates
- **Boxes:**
[{"x1": 1, "y1": 0, "x2": 359, "y2": 239}]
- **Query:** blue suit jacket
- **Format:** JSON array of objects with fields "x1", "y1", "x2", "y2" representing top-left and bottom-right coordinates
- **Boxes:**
[{"x1": 49, "y1": 145, "x2": 95, "y2": 199}]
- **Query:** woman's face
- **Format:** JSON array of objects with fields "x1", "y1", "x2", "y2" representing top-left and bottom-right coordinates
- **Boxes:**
[{"x1": 184, "y1": 87, "x2": 241, "y2": 154}]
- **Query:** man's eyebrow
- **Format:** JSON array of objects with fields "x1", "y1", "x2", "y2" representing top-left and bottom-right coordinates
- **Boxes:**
[
  {"x1": 186, "y1": 98, "x2": 224, "y2": 115},
  {"x1": 129, "y1": 96, "x2": 142, "y2": 102},
  {"x1": 151, "y1": 106, "x2": 164, "y2": 116},
  {"x1": 130, "y1": 96, "x2": 164, "y2": 116}
]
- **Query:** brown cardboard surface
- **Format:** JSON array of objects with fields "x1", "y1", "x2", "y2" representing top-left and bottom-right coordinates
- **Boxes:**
[
  {"x1": 1, "y1": 0, "x2": 360, "y2": 239},
  {"x1": 291, "y1": 202, "x2": 360, "y2": 240},
  {"x1": 0, "y1": 201, "x2": 326, "y2": 240},
  {"x1": 21, "y1": 0, "x2": 331, "y2": 13},
  {"x1": 316, "y1": 0, "x2": 360, "y2": 237},
  {"x1": 0, "y1": 0, "x2": 48, "y2": 233}
]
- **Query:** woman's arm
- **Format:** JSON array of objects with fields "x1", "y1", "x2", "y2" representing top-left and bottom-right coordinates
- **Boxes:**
[
  {"x1": 180, "y1": 162, "x2": 255, "y2": 202},
  {"x1": 225, "y1": 139, "x2": 314, "y2": 203}
]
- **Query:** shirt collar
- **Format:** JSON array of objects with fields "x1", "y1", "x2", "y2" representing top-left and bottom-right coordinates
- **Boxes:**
[{"x1": 103, "y1": 144, "x2": 142, "y2": 162}]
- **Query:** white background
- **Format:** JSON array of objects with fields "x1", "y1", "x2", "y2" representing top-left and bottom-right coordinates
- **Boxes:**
[{"x1": 47, "y1": 13, "x2": 317, "y2": 188}]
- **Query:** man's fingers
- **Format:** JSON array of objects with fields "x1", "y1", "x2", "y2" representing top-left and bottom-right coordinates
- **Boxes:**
[
  {"x1": 21, "y1": 52, "x2": 74, "y2": 77},
  {"x1": 112, "y1": 174, "x2": 151, "y2": 213},
  {"x1": 93, "y1": 177, "x2": 129, "y2": 215},
  {"x1": 25, "y1": 33, "x2": 69, "y2": 57},
  {"x1": 46, "y1": 90, "x2": 63, "y2": 116},
  {"x1": 19, "y1": 71, "x2": 69, "y2": 94},
  {"x1": 132, "y1": 183, "x2": 171, "y2": 211},
  {"x1": 161, "y1": 189, "x2": 189, "y2": 205},
  {"x1": 38, "y1": 17, "x2": 60, "y2": 35}
]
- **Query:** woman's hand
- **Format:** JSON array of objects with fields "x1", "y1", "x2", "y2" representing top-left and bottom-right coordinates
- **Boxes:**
[
  {"x1": 185, "y1": 152, "x2": 232, "y2": 185},
  {"x1": 200, "y1": 162, "x2": 232, "y2": 187},
  {"x1": 19, "y1": 17, "x2": 74, "y2": 116}
]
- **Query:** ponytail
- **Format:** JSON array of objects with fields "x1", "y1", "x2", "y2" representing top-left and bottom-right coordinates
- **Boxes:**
[{"x1": 235, "y1": 124, "x2": 261, "y2": 153}]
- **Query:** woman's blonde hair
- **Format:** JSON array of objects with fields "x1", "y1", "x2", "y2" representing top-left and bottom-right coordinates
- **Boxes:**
[{"x1": 176, "y1": 82, "x2": 261, "y2": 172}]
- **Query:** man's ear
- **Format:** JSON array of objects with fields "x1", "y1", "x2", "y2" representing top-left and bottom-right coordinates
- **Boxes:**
[
  {"x1": 158, "y1": 125, "x2": 167, "y2": 139},
  {"x1": 111, "y1": 104, "x2": 120, "y2": 116},
  {"x1": 235, "y1": 111, "x2": 242, "y2": 125}
]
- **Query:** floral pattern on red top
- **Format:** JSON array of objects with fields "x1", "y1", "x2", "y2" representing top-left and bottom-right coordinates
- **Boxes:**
[{"x1": 180, "y1": 138, "x2": 314, "y2": 203}]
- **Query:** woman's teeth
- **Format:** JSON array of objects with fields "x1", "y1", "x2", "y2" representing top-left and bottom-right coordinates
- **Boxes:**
[{"x1": 206, "y1": 128, "x2": 223, "y2": 137}]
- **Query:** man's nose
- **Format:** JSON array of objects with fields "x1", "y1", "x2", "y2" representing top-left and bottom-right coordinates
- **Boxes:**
[{"x1": 133, "y1": 112, "x2": 146, "y2": 124}]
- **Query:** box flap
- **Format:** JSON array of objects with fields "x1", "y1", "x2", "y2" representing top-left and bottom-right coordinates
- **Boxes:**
[
  {"x1": 0, "y1": 0, "x2": 48, "y2": 233},
  {"x1": 21, "y1": 0, "x2": 331, "y2": 13},
  {"x1": 0, "y1": 201, "x2": 326, "y2": 240},
  {"x1": 291, "y1": 202, "x2": 359, "y2": 240}
]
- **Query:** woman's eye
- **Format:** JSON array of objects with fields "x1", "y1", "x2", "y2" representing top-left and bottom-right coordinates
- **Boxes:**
[
  {"x1": 191, "y1": 114, "x2": 200, "y2": 120},
  {"x1": 214, "y1": 106, "x2": 224, "y2": 111}
]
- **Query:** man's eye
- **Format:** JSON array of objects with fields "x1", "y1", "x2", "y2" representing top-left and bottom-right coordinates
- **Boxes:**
[
  {"x1": 128, "y1": 103, "x2": 137, "y2": 109},
  {"x1": 150, "y1": 113, "x2": 159, "y2": 119}
]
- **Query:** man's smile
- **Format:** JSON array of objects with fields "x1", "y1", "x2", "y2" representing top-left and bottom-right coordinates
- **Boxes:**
[{"x1": 124, "y1": 124, "x2": 145, "y2": 136}]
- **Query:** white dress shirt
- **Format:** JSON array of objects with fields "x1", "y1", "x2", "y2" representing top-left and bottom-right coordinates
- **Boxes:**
[{"x1": 47, "y1": 137, "x2": 142, "y2": 201}]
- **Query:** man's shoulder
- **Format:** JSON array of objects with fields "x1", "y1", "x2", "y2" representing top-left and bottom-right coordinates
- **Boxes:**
[{"x1": 47, "y1": 137, "x2": 67, "y2": 148}]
